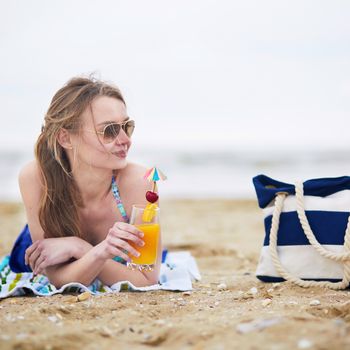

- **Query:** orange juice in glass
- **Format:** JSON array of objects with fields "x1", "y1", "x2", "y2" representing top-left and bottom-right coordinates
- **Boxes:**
[{"x1": 128, "y1": 204, "x2": 160, "y2": 271}]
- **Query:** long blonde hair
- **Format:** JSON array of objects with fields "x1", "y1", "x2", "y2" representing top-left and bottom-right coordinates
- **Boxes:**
[{"x1": 35, "y1": 76, "x2": 125, "y2": 238}]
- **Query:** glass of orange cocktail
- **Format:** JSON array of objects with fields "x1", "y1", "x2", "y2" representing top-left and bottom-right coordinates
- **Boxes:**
[{"x1": 128, "y1": 204, "x2": 160, "y2": 271}]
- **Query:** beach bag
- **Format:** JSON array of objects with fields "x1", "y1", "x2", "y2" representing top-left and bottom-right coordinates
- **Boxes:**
[{"x1": 253, "y1": 175, "x2": 350, "y2": 290}]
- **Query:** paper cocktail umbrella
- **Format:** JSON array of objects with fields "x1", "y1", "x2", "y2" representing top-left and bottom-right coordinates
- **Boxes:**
[
  {"x1": 143, "y1": 167, "x2": 167, "y2": 184},
  {"x1": 144, "y1": 167, "x2": 167, "y2": 203},
  {"x1": 142, "y1": 167, "x2": 167, "y2": 222}
]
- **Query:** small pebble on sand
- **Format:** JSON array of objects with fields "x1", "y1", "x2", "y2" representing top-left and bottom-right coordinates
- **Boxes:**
[
  {"x1": 247, "y1": 287, "x2": 258, "y2": 296},
  {"x1": 262, "y1": 298, "x2": 272, "y2": 307},
  {"x1": 155, "y1": 319, "x2": 166, "y2": 325},
  {"x1": 297, "y1": 338, "x2": 313, "y2": 349},
  {"x1": 217, "y1": 283, "x2": 227, "y2": 291},
  {"x1": 47, "y1": 315, "x2": 58, "y2": 323},
  {"x1": 77, "y1": 291, "x2": 91, "y2": 302}
]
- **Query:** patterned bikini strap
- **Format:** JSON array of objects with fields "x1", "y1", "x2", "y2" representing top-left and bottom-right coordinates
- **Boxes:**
[{"x1": 111, "y1": 175, "x2": 129, "y2": 223}]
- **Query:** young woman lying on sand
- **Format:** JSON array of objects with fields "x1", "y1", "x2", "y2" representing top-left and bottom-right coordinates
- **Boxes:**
[{"x1": 9, "y1": 76, "x2": 161, "y2": 288}]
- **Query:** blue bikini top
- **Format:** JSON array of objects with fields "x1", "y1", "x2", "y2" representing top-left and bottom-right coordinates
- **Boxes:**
[
  {"x1": 111, "y1": 175, "x2": 130, "y2": 264},
  {"x1": 111, "y1": 175, "x2": 129, "y2": 223}
]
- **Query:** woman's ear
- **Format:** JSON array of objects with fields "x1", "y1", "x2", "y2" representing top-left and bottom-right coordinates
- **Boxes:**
[{"x1": 57, "y1": 128, "x2": 73, "y2": 149}]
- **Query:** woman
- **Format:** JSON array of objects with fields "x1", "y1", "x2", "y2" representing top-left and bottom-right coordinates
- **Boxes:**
[{"x1": 9, "y1": 76, "x2": 161, "y2": 288}]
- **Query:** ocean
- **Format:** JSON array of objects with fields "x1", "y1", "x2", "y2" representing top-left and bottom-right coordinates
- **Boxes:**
[{"x1": 1, "y1": 147, "x2": 349, "y2": 202}]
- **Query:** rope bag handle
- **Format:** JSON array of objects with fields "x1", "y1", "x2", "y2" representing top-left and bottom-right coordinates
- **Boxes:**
[{"x1": 268, "y1": 182, "x2": 350, "y2": 289}]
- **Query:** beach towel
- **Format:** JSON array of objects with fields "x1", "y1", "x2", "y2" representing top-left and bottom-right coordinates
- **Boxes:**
[{"x1": 0, "y1": 251, "x2": 201, "y2": 298}]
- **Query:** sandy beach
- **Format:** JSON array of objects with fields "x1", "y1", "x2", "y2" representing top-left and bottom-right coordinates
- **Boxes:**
[{"x1": 0, "y1": 199, "x2": 350, "y2": 350}]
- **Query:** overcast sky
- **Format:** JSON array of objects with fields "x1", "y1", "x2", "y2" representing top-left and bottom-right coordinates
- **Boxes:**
[{"x1": 1, "y1": 0, "x2": 350, "y2": 153}]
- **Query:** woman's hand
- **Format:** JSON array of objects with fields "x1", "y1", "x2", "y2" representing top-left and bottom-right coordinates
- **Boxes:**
[
  {"x1": 25, "y1": 237, "x2": 82, "y2": 275},
  {"x1": 95, "y1": 222, "x2": 144, "y2": 262}
]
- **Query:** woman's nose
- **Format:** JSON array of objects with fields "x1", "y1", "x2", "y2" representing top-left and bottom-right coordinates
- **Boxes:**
[{"x1": 115, "y1": 128, "x2": 130, "y2": 145}]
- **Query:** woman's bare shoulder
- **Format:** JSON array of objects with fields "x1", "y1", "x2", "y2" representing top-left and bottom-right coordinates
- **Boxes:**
[
  {"x1": 119, "y1": 162, "x2": 152, "y2": 194},
  {"x1": 18, "y1": 160, "x2": 46, "y2": 240},
  {"x1": 122, "y1": 162, "x2": 148, "y2": 178},
  {"x1": 18, "y1": 160, "x2": 43, "y2": 194}
]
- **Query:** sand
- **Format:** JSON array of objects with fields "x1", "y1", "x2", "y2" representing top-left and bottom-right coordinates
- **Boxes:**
[{"x1": 0, "y1": 200, "x2": 349, "y2": 350}]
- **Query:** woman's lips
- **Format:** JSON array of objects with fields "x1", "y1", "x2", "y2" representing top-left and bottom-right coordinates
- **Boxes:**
[
  {"x1": 111, "y1": 145, "x2": 128, "y2": 158},
  {"x1": 112, "y1": 151, "x2": 127, "y2": 158}
]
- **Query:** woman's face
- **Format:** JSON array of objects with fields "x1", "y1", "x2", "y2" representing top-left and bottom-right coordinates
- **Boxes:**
[{"x1": 71, "y1": 96, "x2": 132, "y2": 172}]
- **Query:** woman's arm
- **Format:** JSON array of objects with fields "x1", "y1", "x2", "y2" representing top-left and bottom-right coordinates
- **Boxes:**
[
  {"x1": 45, "y1": 222, "x2": 161, "y2": 288},
  {"x1": 96, "y1": 230, "x2": 162, "y2": 287},
  {"x1": 19, "y1": 162, "x2": 80, "y2": 274},
  {"x1": 19, "y1": 161, "x2": 46, "y2": 244},
  {"x1": 45, "y1": 241, "x2": 160, "y2": 288},
  {"x1": 25, "y1": 236, "x2": 92, "y2": 275}
]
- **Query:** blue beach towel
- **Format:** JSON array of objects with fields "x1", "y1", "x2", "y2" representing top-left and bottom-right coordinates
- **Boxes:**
[{"x1": 0, "y1": 251, "x2": 201, "y2": 298}]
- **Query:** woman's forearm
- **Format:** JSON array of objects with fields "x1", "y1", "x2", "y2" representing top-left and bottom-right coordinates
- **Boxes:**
[
  {"x1": 45, "y1": 246, "x2": 107, "y2": 288},
  {"x1": 73, "y1": 235, "x2": 162, "y2": 286},
  {"x1": 47, "y1": 250, "x2": 158, "y2": 288},
  {"x1": 96, "y1": 236, "x2": 163, "y2": 287},
  {"x1": 46, "y1": 236, "x2": 161, "y2": 288},
  {"x1": 96, "y1": 259, "x2": 160, "y2": 287},
  {"x1": 70, "y1": 237, "x2": 94, "y2": 259}
]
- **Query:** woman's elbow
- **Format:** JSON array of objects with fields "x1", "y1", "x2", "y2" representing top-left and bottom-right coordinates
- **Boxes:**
[
  {"x1": 45, "y1": 268, "x2": 89, "y2": 289},
  {"x1": 46, "y1": 275, "x2": 64, "y2": 289},
  {"x1": 48, "y1": 275, "x2": 95, "y2": 289},
  {"x1": 140, "y1": 272, "x2": 159, "y2": 287}
]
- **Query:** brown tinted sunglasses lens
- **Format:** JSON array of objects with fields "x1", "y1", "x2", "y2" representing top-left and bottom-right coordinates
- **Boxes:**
[
  {"x1": 123, "y1": 120, "x2": 135, "y2": 137},
  {"x1": 103, "y1": 120, "x2": 135, "y2": 143}
]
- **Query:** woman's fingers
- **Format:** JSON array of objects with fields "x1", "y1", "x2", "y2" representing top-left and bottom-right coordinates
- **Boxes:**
[
  {"x1": 115, "y1": 237, "x2": 140, "y2": 258},
  {"x1": 26, "y1": 244, "x2": 42, "y2": 270},
  {"x1": 108, "y1": 237, "x2": 140, "y2": 258},
  {"x1": 33, "y1": 255, "x2": 46, "y2": 275},
  {"x1": 24, "y1": 240, "x2": 40, "y2": 265},
  {"x1": 104, "y1": 222, "x2": 145, "y2": 260},
  {"x1": 113, "y1": 222, "x2": 144, "y2": 238},
  {"x1": 110, "y1": 223, "x2": 144, "y2": 246},
  {"x1": 113, "y1": 249, "x2": 131, "y2": 262},
  {"x1": 112, "y1": 229, "x2": 144, "y2": 247}
]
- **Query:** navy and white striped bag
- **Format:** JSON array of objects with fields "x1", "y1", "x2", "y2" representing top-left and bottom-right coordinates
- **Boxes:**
[{"x1": 253, "y1": 175, "x2": 350, "y2": 290}]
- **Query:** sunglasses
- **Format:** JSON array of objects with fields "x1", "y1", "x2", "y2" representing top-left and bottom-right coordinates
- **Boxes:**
[{"x1": 85, "y1": 120, "x2": 135, "y2": 144}]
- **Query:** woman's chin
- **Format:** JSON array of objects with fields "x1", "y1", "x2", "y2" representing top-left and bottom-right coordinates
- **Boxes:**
[
  {"x1": 111, "y1": 157, "x2": 128, "y2": 169},
  {"x1": 97, "y1": 153, "x2": 129, "y2": 170}
]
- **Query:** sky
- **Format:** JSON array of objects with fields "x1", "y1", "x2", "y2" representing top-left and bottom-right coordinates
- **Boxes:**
[{"x1": 1, "y1": 0, "x2": 350, "y2": 153}]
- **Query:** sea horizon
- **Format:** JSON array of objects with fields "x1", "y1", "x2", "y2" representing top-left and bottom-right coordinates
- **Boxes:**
[{"x1": 1, "y1": 146, "x2": 349, "y2": 202}]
